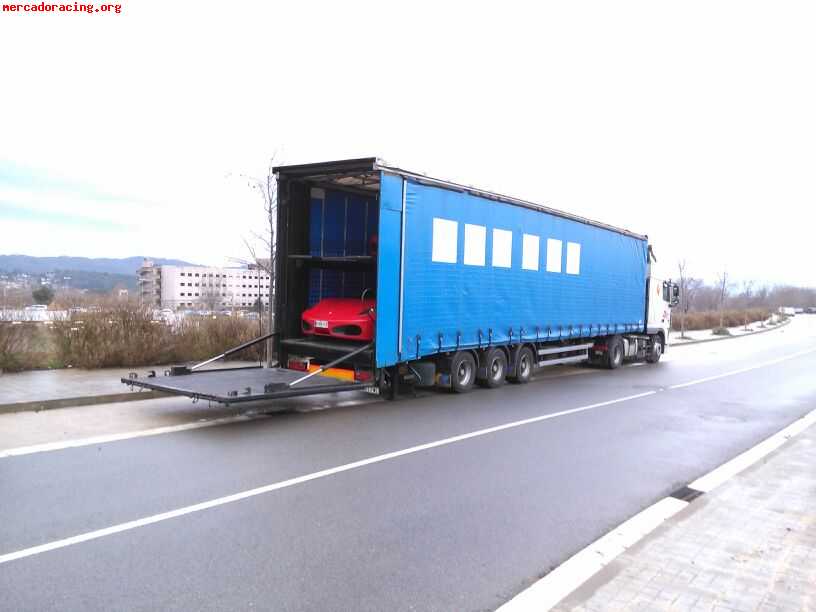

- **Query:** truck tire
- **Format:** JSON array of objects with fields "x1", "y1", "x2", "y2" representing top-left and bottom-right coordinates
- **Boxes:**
[
  {"x1": 646, "y1": 335, "x2": 663, "y2": 364},
  {"x1": 478, "y1": 348, "x2": 507, "y2": 388},
  {"x1": 509, "y1": 346, "x2": 534, "y2": 384},
  {"x1": 606, "y1": 336, "x2": 624, "y2": 370},
  {"x1": 450, "y1": 351, "x2": 476, "y2": 393}
]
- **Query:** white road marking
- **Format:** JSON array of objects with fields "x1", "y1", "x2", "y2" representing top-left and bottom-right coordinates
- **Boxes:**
[
  {"x1": 690, "y1": 407, "x2": 816, "y2": 493},
  {"x1": 0, "y1": 414, "x2": 265, "y2": 459},
  {"x1": 668, "y1": 346, "x2": 816, "y2": 390},
  {"x1": 2, "y1": 346, "x2": 813, "y2": 461},
  {"x1": 496, "y1": 498, "x2": 689, "y2": 612},
  {"x1": 2, "y1": 342, "x2": 815, "y2": 565},
  {"x1": 0, "y1": 390, "x2": 656, "y2": 565}
]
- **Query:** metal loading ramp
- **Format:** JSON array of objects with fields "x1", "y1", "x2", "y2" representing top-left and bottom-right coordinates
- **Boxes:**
[{"x1": 122, "y1": 367, "x2": 373, "y2": 404}]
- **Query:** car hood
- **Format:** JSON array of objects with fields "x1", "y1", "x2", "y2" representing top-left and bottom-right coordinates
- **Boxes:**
[{"x1": 303, "y1": 298, "x2": 375, "y2": 320}]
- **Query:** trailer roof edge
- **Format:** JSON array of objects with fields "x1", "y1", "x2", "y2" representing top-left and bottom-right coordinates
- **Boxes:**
[
  {"x1": 273, "y1": 157, "x2": 648, "y2": 241},
  {"x1": 272, "y1": 157, "x2": 378, "y2": 176}
]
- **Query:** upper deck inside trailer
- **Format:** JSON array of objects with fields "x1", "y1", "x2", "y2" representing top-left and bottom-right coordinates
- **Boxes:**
[{"x1": 273, "y1": 157, "x2": 647, "y2": 241}]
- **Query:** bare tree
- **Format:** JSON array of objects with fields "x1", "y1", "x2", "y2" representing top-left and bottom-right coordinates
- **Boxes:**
[
  {"x1": 677, "y1": 261, "x2": 690, "y2": 338},
  {"x1": 676, "y1": 260, "x2": 703, "y2": 338},
  {"x1": 686, "y1": 278, "x2": 703, "y2": 310},
  {"x1": 716, "y1": 269, "x2": 729, "y2": 328},
  {"x1": 238, "y1": 156, "x2": 279, "y2": 366},
  {"x1": 677, "y1": 261, "x2": 687, "y2": 338},
  {"x1": 200, "y1": 277, "x2": 221, "y2": 312},
  {"x1": 738, "y1": 280, "x2": 754, "y2": 328}
]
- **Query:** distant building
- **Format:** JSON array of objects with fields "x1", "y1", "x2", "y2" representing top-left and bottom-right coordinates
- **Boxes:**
[
  {"x1": 137, "y1": 258, "x2": 271, "y2": 310},
  {"x1": 137, "y1": 259, "x2": 162, "y2": 305}
]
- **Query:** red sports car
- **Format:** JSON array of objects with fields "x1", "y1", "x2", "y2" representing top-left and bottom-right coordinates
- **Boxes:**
[{"x1": 301, "y1": 297, "x2": 376, "y2": 341}]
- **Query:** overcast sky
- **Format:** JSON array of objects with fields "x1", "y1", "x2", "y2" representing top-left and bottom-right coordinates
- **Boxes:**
[{"x1": 1, "y1": 1, "x2": 814, "y2": 286}]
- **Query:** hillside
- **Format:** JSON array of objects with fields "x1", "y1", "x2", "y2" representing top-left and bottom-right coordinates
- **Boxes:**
[
  {"x1": 50, "y1": 269, "x2": 138, "y2": 292},
  {"x1": 0, "y1": 255, "x2": 197, "y2": 276}
]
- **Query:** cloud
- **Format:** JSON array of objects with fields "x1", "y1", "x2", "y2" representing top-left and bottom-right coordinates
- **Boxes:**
[
  {"x1": 0, "y1": 201, "x2": 131, "y2": 232},
  {"x1": 0, "y1": 1, "x2": 815, "y2": 284}
]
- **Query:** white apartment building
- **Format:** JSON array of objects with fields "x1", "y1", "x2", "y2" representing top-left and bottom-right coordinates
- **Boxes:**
[{"x1": 138, "y1": 259, "x2": 271, "y2": 310}]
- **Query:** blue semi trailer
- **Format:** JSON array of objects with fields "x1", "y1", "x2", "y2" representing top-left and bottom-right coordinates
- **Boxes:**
[{"x1": 123, "y1": 158, "x2": 679, "y2": 403}]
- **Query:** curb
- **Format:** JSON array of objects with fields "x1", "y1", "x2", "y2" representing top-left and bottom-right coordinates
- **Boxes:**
[
  {"x1": 0, "y1": 390, "x2": 169, "y2": 416},
  {"x1": 498, "y1": 406, "x2": 816, "y2": 612},
  {"x1": 668, "y1": 317, "x2": 790, "y2": 347}
]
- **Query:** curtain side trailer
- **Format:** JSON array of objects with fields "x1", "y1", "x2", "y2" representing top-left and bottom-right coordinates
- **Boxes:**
[{"x1": 123, "y1": 158, "x2": 679, "y2": 403}]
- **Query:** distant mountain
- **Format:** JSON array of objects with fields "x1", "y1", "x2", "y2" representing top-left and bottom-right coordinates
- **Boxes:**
[
  {"x1": 0, "y1": 255, "x2": 198, "y2": 276},
  {"x1": 52, "y1": 269, "x2": 139, "y2": 292}
]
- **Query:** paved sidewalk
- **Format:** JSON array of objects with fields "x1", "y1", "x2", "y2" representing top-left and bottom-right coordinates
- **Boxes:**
[
  {"x1": 555, "y1": 422, "x2": 816, "y2": 612},
  {"x1": 668, "y1": 316, "x2": 787, "y2": 346}
]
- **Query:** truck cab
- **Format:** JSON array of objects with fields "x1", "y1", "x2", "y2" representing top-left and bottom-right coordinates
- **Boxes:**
[
  {"x1": 639, "y1": 272, "x2": 679, "y2": 362},
  {"x1": 647, "y1": 276, "x2": 679, "y2": 336}
]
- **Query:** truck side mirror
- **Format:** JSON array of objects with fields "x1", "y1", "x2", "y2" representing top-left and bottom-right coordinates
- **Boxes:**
[{"x1": 671, "y1": 285, "x2": 680, "y2": 307}]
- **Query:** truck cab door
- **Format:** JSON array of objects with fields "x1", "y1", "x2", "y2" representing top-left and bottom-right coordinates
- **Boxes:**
[{"x1": 646, "y1": 277, "x2": 671, "y2": 335}]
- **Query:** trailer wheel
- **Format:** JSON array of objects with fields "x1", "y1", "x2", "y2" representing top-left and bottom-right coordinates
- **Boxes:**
[
  {"x1": 450, "y1": 351, "x2": 476, "y2": 393},
  {"x1": 606, "y1": 336, "x2": 624, "y2": 369},
  {"x1": 478, "y1": 348, "x2": 507, "y2": 388},
  {"x1": 509, "y1": 346, "x2": 534, "y2": 384},
  {"x1": 646, "y1": 335, "x2": 664, "y2": 364}
]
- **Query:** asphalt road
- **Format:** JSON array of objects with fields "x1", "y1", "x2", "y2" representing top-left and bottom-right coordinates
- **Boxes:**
[{"x1": 1, "y1": 318, "x2": 815, "y2": 611}]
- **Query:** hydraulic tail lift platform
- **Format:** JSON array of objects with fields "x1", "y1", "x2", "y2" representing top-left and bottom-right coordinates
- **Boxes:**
[{"x1": 121, "y1": 333, "x2": 375, "y2": 405}]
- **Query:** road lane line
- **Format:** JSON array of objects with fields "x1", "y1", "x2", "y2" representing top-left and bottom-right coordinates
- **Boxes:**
[
  {"x1": 2, "y1": 345, "x2": 814, "y2": 460},
  {"x1": 0, "y1": 414, "x2": 265, "y2": 459},
  {"x1": 0, "y1": 391, "x2": 657, "y2": 565},
  {"x1": 668, "y1": 346, "x2": 816, "y2": 389},
  {"x1": 3, "y1": 343, "x2": 815, "y2": 565},
  {"x1": 496, "y1": 498, "x2": 689, "y2": 612}
]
